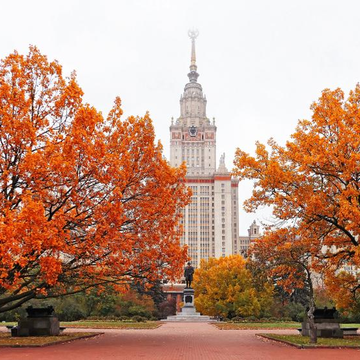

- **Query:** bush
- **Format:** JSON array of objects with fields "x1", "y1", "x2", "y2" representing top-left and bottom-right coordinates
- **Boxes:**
[
  {"x1": 131, "y1": 315, "x2": 147, "y2": 322},
  {"x1": 117, "y1": 316, "x2": 130, "y2": 321},
  {"x1": 338, "y1": 311, "x2": 360, "y2": 323},
  {"x1": 128, "y1": 305, "x2": 152, "y2": 319},
  {"x1": 230, "y1": 316, "x2": 244, "y2": 323},
  {"x1": 158, "y1": 297, "x2": 176, "y2": 319},
  {"x1": 245, "y1": 315, "x2": 258, "y2": 322},
  {"x1": 0, "y1": 308, "x2": 26, "y2": 322},
  {"x1": 56, "y1": 301, "x2": 87, "y2": 321}
]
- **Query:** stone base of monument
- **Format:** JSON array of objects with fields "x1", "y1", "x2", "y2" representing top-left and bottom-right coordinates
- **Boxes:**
[
  {"x1": 301, "y1": 308, "x2": 343, "y2": 338},
  {"x1": 163, "y1": 288, "x2": 216, "y2": 322},
  {"x1": 301, "y1": 319, "x2": 343, "y2": 338},
  {"x1": 15, "y1": 306, "x2": 60, "y2": 337}
]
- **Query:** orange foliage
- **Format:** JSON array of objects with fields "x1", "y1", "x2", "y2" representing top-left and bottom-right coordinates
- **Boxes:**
[
  {"x1": 234, "y1": 85, "x2": 360, "y2": 308},
  {"x1": 249, "y1": 228, "x2": 323, "y2": 297},
  {"x1": 0, "y1": 47, "x2": 191, "y2": 312}
]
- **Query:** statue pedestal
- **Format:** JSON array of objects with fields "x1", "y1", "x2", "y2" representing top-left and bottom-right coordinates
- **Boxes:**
[
  {"x1": 163, "y1": 287, "x2": 216, "y2": 322},
  {"x1": 181, "y1": 288, "x2": 197, "y2": 315},
  {"x1": 15, "y1": 306, "x2": 60, "y2": 337}
]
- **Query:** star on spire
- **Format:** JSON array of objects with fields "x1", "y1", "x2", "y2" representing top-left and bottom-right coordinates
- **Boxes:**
[{"x1": 188, "y1": 28, "x2": 199, "y2": 71}]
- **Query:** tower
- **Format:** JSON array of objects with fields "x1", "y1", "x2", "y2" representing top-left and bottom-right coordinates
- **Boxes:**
[
  {"x1": 170, "y1": 31, "x2": 239, "y2": 267},
  {"x1": 170, "y1": 29, "x2": 216, "y2": 175}
]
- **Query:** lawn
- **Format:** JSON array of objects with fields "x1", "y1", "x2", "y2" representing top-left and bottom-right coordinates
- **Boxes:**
[
  {"x1": 341, "y1": 323, "x2": 360, "y2": 328},
  {"x1": 0, "y1": 331, "x2": 100, "y2": 347},
  {"x1": 258, "y1": 334, "x2": 360, "y2": 348},
  {"x1": 61, "y1": 320, "x2": 161, "y2": 329},
  {"x1": 214, "y1": 322, "x2": 360, "y2": 330},
  {"x1": 1, "y1": 320, "x2": 161, "y2": 330},
  {"x1": 214, "y1": 322, "x2": 300, "y2": 330}
]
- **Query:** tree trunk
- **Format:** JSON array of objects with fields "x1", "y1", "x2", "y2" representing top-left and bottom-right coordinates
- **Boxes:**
[{"x1": 307, "y1": 298, "x2": 317, "y2": 344}]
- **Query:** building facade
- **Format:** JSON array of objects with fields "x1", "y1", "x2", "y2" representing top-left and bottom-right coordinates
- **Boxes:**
[
  {"x1": 238, "y1": 220, "x2": 260, "y2": 257},
  {"x1": 169, "y1": 31, "x2": 240, "y2": 267}
]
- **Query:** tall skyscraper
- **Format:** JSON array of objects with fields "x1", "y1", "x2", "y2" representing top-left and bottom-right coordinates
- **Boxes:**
[{"x1": 169, "y1": 31, "x2": 240, "y2": 267}]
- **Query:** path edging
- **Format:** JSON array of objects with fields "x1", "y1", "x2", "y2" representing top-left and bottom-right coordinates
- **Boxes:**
[
  {"x1": 256, "y1": 334, "x2": 360, "y2": 349},
  {"x1": 0, "y1": 332, "x2": 103, "y2": 348}
]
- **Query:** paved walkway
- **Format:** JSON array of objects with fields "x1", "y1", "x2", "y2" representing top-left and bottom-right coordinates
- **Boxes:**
[{"x1": 1, "y1": 323, "x2": 359, "y2": 360}]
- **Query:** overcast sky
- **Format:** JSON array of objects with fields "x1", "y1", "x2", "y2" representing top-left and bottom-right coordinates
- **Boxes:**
[{"x1": 2, "y1": 0, "x2": 360, "y2": 234}]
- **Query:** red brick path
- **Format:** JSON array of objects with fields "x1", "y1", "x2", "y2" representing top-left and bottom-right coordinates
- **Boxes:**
[{"x1": 0, "y1": 323, "x2": 359, "y2": 360}]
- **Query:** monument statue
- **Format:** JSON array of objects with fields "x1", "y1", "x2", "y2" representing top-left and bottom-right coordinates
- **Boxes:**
[{"x1": 184, "y1": 262, "x2": 195, "y2": 288}]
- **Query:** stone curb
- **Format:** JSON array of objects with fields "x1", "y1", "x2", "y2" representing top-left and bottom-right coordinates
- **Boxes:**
[
  {"x1": 256, "y1": 334, "x2": 360, "y2": 349},
  {"x1": 0, "y1": 332, "x2": 103, "y2": 348},
  {"x1": 64, "y1": 324, "x2": 163, "y2": 330},
  {"x1": 212, "y1": 324, "x2": 298, "y2": 330}
]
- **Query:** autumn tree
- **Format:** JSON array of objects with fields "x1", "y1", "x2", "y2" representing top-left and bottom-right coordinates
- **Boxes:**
[
  {"x1": 192, "y1": 255, "x2": 273, "y2": 319},
  {"x1": 248, "y1": 228, "x2": 327, "y2": 343},
  {"x1": 0, "y1": 47, "x2": 191, "y2": 313},
  {"x1": 233, "y1": 85, "x2": 360, "y2": 341}
]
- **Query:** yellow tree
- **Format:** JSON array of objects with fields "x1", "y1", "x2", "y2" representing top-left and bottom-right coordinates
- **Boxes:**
[
  {"x1": 193, "y1": 255, "x2": 273, "y2": 319},
  {"x1": 0, "y1": 47, "x2": 191, "y2": 312}
]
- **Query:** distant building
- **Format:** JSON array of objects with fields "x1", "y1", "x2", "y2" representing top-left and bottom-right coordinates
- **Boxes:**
[
  {"x1": 238, "y1": 220, "x2": 260, "y2": 257},
  {"x1": 169, "y1": 31, "x2": 257, "y2": 267}
]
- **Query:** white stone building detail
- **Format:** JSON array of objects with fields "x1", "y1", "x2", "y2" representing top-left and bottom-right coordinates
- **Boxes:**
[{"x1": 238, "y1": 220, "x2": 260, "y2": 256}]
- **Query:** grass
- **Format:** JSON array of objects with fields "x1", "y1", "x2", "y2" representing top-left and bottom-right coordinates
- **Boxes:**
[
  {"x1": 1, "y1": 320, "x2": 161, "y2": 330},
  {"x1": 341, "y1": 323, "x2": 360, "y2": 328},
  {"x1": 2, "y1": 320, "x2": 359, "y2": 330},
  {"x1": 214, "y1": 322, "x2": 300, "y2": 330},
  {"x1": 0, "y1": 331, "x2": 100, "y2": 347},
  {"x1": 60, "y1": 320, "x2": 161, "y2": 329},
  {"x1": 259, "y1": 334, "x2": 360, "y2": 348},
  {"x1": 214, "y1": 322, "x2": 360, "y2": 330}
]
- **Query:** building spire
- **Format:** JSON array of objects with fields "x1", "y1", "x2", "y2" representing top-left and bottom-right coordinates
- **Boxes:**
[{"x1": 187, "y1": 29, "x2": 199, "y2": 83}]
